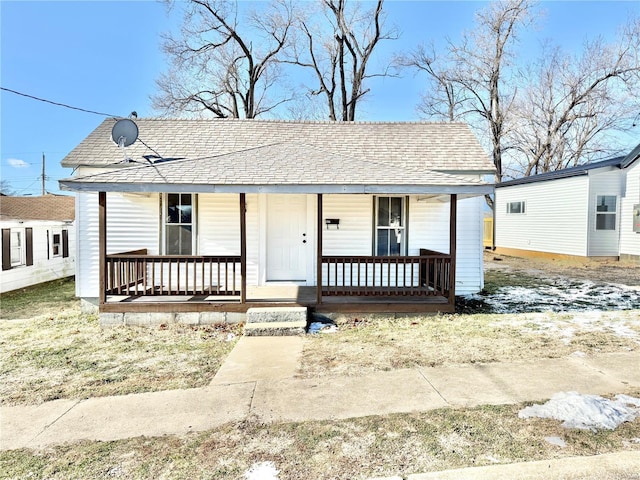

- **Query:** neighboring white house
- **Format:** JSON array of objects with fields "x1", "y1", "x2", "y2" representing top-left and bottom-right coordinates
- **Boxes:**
[
  {"x1": 620, "y1": 144, "x2": 640, "y2": 262},
  {"x1": 494, "y1": 145, "x2": 640, "y2": 261},
  {"x1": 59, "y1": 119, "x2": 494, "y2": 321},
  {"x1": 1, "y1": 195, "x2": 75, "y2": 293}
]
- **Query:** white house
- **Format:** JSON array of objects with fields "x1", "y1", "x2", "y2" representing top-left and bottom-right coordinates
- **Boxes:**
[
  {"x1": 620, "y1": 144, "x2": 640, "y2": 261},
  {"x1": 494, "y1": 145, "x2": 640, "y2": 261},
  {"x1": 59, "y1": 119, "x2": 494, "y2": 323},
  {"x1": 1, "y1": 195, "x2": 75, "y2": 293}
]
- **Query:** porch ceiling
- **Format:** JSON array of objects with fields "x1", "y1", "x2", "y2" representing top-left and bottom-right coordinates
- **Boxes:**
[{"x1": 59, "y1": 142, "x2": 494, "y2": 196}]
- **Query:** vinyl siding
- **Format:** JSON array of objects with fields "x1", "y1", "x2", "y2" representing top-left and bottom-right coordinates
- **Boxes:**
[
  {"x1": 620, "y1": 161, "x2": 640, "y2": 257},
  {"x1": 0, "y1": 220, "x2": 75, "y2": 293},
  {"x1": 587, "y1": 169, "x2": 623, "y2": 256},
  {"x1": 76, "y1": 192, "x2": 159, "y2": 298},
  {"x1": 495, "y1": 176, "x2": 590, "y2": 256}
]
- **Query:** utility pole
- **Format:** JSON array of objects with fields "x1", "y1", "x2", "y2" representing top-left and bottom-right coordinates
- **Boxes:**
[{"x1": 41, "y1": 153, "x2": 45, "y2": 196}]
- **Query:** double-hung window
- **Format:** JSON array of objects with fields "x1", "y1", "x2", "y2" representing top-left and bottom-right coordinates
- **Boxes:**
[
  {"x1": 10, "y1": 230, "x2": 23, "y2": 266},
  {"x1": 165, "y1": 193, "x2": 195, "y2": 255},
  {"x1": 595, "y1": 195, "x2": 616, "y2": 231},
  {"x1": 52, "y1": 232, "x2": 62, "y2": 257},
  {"x1": 375, "y1": 196, "x2": 406, "y2": 256}
]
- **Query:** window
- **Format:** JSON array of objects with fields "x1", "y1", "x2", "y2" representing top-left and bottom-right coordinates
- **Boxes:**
[
  {"x1": 507, "y1": 201, "x2": 526, "y2": 214},
  {"x1": 52, "y1": 233, "x2": 61, "y2": 257},
  {"x1": 596, "y1": 195, "x2": 617, "y2": 231},
  {"x1": 375, "y1": 196, "x2": 406, "y2": 256},
  {"x1": 164, "y1": 193, "x2": 194, "y2": 255},
  {"x1": 2, "y1": 227, "x2": 32, "y2": 270},
  {"x1": 10, "y1": 231, "x2": 23, "y2": 266}
]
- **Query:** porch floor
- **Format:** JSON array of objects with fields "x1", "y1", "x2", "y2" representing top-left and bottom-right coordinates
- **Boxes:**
[{"x1": 103, "y1": 286, "x2": 453, "y2": 314}]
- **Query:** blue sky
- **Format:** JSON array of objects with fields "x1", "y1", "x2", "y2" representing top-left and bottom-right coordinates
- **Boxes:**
[{"x1": 1, "y1": 0, "x2": 639, "y2": 196}]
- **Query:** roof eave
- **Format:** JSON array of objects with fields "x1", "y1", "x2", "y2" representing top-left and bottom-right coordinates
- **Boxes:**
[{"x1": 59, "y1": 180, "x2": 494, "y2": 196}]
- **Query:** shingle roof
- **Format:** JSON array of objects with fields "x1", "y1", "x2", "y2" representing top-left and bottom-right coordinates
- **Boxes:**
[
  {"x1": 61, "y1": 118, "x2": 494, "y2": 173},
  {"x1": 0, "y1": 195, "x2": 75, "y2": 221},
  {"x1": 60, "y1": 141, "x2": 492, "y2": 195}
]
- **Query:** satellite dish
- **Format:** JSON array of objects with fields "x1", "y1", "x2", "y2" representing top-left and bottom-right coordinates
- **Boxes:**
[{"x1": 111, "y1": 118, "x2": 139, "y2": 147}]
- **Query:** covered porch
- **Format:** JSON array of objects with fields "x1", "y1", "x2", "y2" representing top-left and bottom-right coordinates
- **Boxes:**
[{"x1": 97, "y1": 192, "x2": 458, "y2": 314}]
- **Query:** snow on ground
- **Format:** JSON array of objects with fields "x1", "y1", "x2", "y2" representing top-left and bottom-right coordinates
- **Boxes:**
[
  {"x1": 479, "y1": 280, "x2": 640, "y2": 314},
  {"x1": 244, "y1": 461, "x2": 279, "y2": 480},
  {"x1": 519, "y1": 392, "x2": 640, "y2": 432}
]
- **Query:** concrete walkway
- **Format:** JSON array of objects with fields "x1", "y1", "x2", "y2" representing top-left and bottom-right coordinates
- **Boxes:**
[{"x1": 2, "y1": 337, "x2": 640, "y2": 476}]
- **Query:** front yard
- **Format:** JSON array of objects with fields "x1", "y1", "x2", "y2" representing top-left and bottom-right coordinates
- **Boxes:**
[{"x1": 1, "y1": 257, "x2": 639, "y2": 479}]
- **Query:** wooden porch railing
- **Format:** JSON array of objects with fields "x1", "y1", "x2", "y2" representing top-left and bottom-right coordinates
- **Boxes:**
[
  {"x1": 105, "y1": 250, "x2": 242, "y2": 297},
  {"x1": 321, "y1": 252, "x2": 451, "y2": 297}
]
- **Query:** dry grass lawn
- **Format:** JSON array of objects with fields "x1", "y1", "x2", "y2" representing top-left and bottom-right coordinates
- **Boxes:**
[
  {"x1": 2, "y1": 400, "x2": 639, "y2": 479},
  {"x1": 300, "y1": 311, "x2": 640, "y2": 378},
  {"x1": 0, "y1": 279, "x2": 241, "y2": 406}
]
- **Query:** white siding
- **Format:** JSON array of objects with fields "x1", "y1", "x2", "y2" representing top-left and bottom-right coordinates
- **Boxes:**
[
  {"x1": 495, "y1": 176, "x2": 590, "y2": 256},
  {"x1": 323, "y1": 195, "x2": 373, "y2": 256},
  {"x1": 587, "y1": 169, "x2": 624, "y2": 256},
  {"x1": 408, "y1": 196, "x2": 484, "y2": 294},
  {"x1": 1, "y1": 220, "x2": 75, "y2": 294},
  {"x1": 620, "y1": 161, "x2": 640, "y2": 257},
  {"x1": 76, "y1": 192, "x2": 159, "y2": 298}
]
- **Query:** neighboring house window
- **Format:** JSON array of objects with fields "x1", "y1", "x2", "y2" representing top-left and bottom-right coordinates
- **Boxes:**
[
  {"x1": 596, "y1": 195, "x2": 617, "y2": 231},
  {"x1": 2, "y1": 227, "x2": 33, "y2": 270},
  {"x1": 52, "y1": 232, "x2": 62, "y2": 257},
  {"x1": 375, "y1": 196, "x2": 406, "y2": 256},
  {"x1": 10, "y1": 230, "x2": 23, "y2": 266},
  {"x1": 49, "y1": 229, "x2": 69, "y2": 258},
  {"x1": 507, "y1": 201, "x2": 526, "y2": 214},
  {"x1": 164, "y1": 193, "x2": 194, "y2": 255}
]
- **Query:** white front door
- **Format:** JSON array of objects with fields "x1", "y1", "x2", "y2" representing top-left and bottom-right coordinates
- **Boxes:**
[{"x1": 267, "y1": 195, "x2": 308, "y2": 281}]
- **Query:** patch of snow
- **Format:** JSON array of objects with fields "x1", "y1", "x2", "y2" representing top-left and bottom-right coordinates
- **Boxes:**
[
  {"x1": 519, "y1": 392, "x2": 640, "y2": 432},
  {"x1": 570, "y1": 351, "x2": 586, "y2": 357},
  {"x1": 481, "y1": 279, "x2": 640, "y2": 314},
  {"x1": 244, "y1": 461, "x2": 279, "y2": 480},
  {"x1": 544, "y1": 436, "x2": 567, "y2": 448}
]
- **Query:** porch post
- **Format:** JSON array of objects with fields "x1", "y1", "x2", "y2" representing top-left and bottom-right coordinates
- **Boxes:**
[
  {"x1": 316, "y1": 193, "x2": 323, "y2": 304},
  {"x1": 98, "y1": 191, "x2": 106, "y2": 305},
  {"x1": 449, "y1": 194, "x2": 457, "y2": 306},
  {"x1": 240, "y1": 193, "x2": 247, "y2": 304}
]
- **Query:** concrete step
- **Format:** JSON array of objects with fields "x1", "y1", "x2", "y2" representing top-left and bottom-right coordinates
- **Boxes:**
[
  {"x1": 244, "y1": 321, "x2": 307, "y2": 336},
  {"x1": 246, "y1": 307, "x2": 307, "y2": 324}
]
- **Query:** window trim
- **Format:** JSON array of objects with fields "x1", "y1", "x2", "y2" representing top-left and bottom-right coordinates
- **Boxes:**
[
  {"x1": 506, "y1": 201, "x2": 526, "y2": 214},
  {"x1": 10, "y1": 229, "x2": 24, "y2": 267},
  {"x1": 162, "y1": 193, "x2": 197, "y2": 255},
  {"x1": 595, "y1": 195, "x2": 617, "y2": 231},
  {"x1": 374, "y1": 196, "x2": 408, "y2": 256}
]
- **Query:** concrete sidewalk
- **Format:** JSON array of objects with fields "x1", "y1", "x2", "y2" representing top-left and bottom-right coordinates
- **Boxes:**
[{"x1": 2, "y1": 337, "x2": 640, "y2": 457}]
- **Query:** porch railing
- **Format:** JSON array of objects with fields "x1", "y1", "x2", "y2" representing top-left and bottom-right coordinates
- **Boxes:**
[
  {"x1": 105, "y1": 250, "x2": 242, "y2": 297},
  {"x1": 321, "y1": 251, "x2": 451, "y2": 297}
]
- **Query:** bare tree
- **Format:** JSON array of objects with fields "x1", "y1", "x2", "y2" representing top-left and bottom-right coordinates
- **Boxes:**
[
  {"x1": 395, "y1": 43, "x2": 468, "y2": 122},
  {"x1": 402, "y1": 0, "x2": 536, "y2": 186},
  {"x1": 287, "y1": 0, "x2": 397, "y2": 121},
  {"x1": 153, "y1": 0, "x2": 294, "y2": 118},
  {"x1": 0, "y1": 180, "x2": 14, "y2": 196},
  {"x1": 509, "y1": 19, "x2": 640, "y2": 176}
]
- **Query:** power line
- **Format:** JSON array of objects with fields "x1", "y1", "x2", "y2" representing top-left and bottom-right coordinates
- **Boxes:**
[{"x1": 1, "y1": 87, "x2": 119, "y2": 117}]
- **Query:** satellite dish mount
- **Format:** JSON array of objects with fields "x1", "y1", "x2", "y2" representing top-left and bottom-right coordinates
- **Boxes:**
[{"x1": 111, "y1": 118, "x2": 139, "y2": 163}]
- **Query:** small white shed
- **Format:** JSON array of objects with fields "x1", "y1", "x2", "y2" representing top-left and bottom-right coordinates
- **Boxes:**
[
  {"x1": 1, "y1": 195, "x2": 75, "y2": 293},
  {"x1": 495, "y1": 151, "x2": 639, "y2": 260}
]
